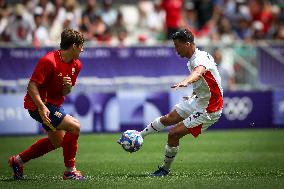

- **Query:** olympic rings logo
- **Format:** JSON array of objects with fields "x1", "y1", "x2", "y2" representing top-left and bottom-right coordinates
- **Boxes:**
[{"x1": 223, "y1": 97, "x2": 253, "y2": 120}]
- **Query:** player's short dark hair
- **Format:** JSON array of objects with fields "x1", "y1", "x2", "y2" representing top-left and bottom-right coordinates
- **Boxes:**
[
  {"x1": 60, "y1": 28, "x2": 84, "y2": 50},
  {"x1": 172, "y1": 29, "x2": 194, "y2": 43}
]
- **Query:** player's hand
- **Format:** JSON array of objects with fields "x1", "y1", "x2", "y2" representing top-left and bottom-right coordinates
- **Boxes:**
[
  {"x1": 171, "y1": 81, "x2": 188, "y2": 90},
  {"x1": 38, "y1": 105, "x2": 51, "y2": 124},
  {"x1": 63, "y1": 76, "x2": 72, "y2": 88}
]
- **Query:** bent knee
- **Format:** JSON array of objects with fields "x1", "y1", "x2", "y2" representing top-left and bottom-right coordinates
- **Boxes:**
[
  {"x1": 50, "y1": 137, "x2": 63, "y2": 148},
  {"x1": 71, "y1": 121, "x2": 81, "y2": 134},
  {"x1": 52, "y1": 140, "x2": 63, "y2": 148},
  {"x1": 162, "y1": 113, "x2": 181, "y2": 126}
]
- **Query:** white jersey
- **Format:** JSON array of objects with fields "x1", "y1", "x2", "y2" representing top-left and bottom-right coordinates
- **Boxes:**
[{"x1": 187, "y1": 48, "x2": 223, "y2": 113}]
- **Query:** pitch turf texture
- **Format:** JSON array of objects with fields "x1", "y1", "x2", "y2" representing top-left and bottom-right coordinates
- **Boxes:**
[{"x1": 0, "y1": 129, "x2": 284, "y2": 189}]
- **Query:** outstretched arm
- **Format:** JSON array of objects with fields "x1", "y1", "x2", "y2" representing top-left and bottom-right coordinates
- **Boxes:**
[{"x1": 171, "y1": 66, "x2": 206, "y2": 90}]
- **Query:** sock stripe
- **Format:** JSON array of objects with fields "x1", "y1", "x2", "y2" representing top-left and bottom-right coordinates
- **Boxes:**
[
  {"x1": 150, "y1": 123, "x2": 158, "y2": 131},
  {"x1": 165, "y1": 155, "x2": 175, "y2": 159}
]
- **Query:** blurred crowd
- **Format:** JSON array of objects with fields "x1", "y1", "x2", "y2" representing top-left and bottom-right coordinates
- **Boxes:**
[
  {"x1": 0, "y1": 0, "x2": 283, "y2": 47},
  {"x1": 0, "y1": 0, "x2": 283, "y2": 91}
]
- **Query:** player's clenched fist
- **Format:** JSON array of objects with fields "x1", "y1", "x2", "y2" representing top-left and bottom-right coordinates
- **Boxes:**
[{"x1": 63, "y1": 76, "x2": 72, "y2": 87}]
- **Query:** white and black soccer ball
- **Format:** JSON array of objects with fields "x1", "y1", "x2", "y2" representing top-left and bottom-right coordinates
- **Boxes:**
[{"x1": 117, "y1": 130, "x2": 143, "y2": 153}]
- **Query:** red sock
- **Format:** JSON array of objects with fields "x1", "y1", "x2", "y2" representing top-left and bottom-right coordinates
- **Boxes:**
[
  {"x1": 62, "y1": 132, "x2": 79, "y2": 168},
  {"x1": 19, "y1": 137, "x2": 56, "y2": 163}
]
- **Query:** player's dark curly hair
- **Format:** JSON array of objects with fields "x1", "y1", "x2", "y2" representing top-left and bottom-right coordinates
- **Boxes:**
[
  {"x1": 172, "y1": 29, "x2": 194, "y2": 44},
  {"x1": 60, "y1": 28, "x2": 84, "y2": 50}
]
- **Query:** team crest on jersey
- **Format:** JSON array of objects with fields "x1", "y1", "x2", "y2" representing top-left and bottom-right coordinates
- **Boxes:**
[
  {"x1": 58, "y1": 72, "x2": 62, "y2": 77},
  {"x1": 54, "y1": 111, "x2": 62, "y2": 118},
  {"x1": 72, "y1": 68, "x2": 75, "y2": 76}
]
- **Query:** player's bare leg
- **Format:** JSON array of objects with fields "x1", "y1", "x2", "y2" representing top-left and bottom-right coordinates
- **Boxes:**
[
  {"x1": 8, "y1": 131, "x2": 65, "y2": 180},
  {"x1": 150, "y1": 123, "x2": 188, "y2": 176},
  {"x1": 48, "y1": 130, "x2": 65, "y2": 148},
  {"x1": 140, "y1": 110, "x2": 184, "y2": 138},
  {"x1": 8, "y1": 130, "x2": 64, "y2": 180},
  {"x1": 167, "y1": 122, "x2": 189, "y2": 147},
  {"x1": 57, "y1": 115, "x2": 86, "y2": 180}
]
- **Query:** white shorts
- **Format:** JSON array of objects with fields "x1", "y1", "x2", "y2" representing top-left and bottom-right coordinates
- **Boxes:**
[{"x1": 174, "y1": 97, "x2": 222, "y2": 131}]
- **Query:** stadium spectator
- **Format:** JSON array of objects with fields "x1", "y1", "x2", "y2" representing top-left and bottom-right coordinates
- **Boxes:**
[
  {"x1": 146, "y1": 0, "x2": 166, "y2": 42},
  {"x1": 213, "y1": 48, "x2": 236, "y2": 90},
  {"x1": 193, "y1": 0, "x2": 216, "y2": 31},
  {"x1": 217, "y1": 17, "x2": 235, "y2": 44},
  {"x1": 48, "y1": 0, "x2": 80, "y2": 44},
  {"x1": 252, "y1": 20, "x2": 266, "y2": 39},
  {"x1": 8, "y1": 28, "x2": 86, "y2": 180},
  {"x1": 81, "y1": 0, "x2": 97, "y2": 23},
  {"x1": 91, "y1": 14, "x2": 107, "y2": 42},
  {"x1": 161, "y1": 0, "x2": 183, "y2": 40},
  {"x1": 3, "y1": 4, "x2": 33, "y2": 46},
  {"x1": 97, "y1": 0, "x2": 117, "y2": 27},
  {"x1": 233, "y1": 16, "x2": 253, "y2": 41},
  {"x1": 0, "y1": 0, "x2": 11, "y2": 41},
  {"x1": 268, "y1": 2, "x2": 284, "y2": 40},
  {"x1": 80, "y1": 13, "x2": 93, "y2": 41},
  {"x1": 22, "y1": 0, "x2": 37, "y2": 28},
  {"x1": 279, "y1": 3, "x2": 284, "y2": 22},
  {"x1": 182, "y1": 2, "x2": 199, "y2": 36},
  {"x1": 63, "y1": 12, "x2": 76, "y2": 29},
  {"x1": 222, "y1": 0, "x2": 251, "y2": 30},
  {"x1": 52, "y1": 0, "x2": 67, "y2": 24},
  {"x1": 248, "y1": 0, "x2": 273, "y2": 35},
  {"x1": 189, "y1": 0, "x2": 221, "y2": 41},
  {"x1": 49, "y1": 12, "x2": 76, "y2": 43},
  {"x1": 274, "y1": 25, "x2": 284, "y2": 40},
  {"x1": 64, "y1": 0, "x2": 80, "y2": 30},
  {"x1": 48, "y1": 0, "x2": 67, "y2": 43},
  {"x1": 80, "y1": 0, "x2": 97, "y2": 41},
  {"x1": 37, "y1": 0, "x2": 55, "y2": 27},
  {"x1": 135, "y1": 0, "x2": 156, "y2": 44},
  {"x1": 33, "y1": 6, "x2": 50, "y2": 47},
  {"x1": 111, "y1": 11, "x2": 130, "y2": 46}
]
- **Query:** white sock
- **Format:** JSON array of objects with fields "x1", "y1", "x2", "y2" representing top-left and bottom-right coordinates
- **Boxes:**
[
  {"x1": 140, "y1": 117, "x2": 166, "y2": 138},
  {"x1": 16, "y1": 155, "x2": 24, "y2": 166},
  {"x1": 161, "y1": 144, "x2": 179, "y2": 171},
  {"x1": 66, "y1": 167, "x2": 77, "y2": 172}
]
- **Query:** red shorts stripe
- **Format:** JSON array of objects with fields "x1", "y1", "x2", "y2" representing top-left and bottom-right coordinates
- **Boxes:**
[{"x1": 187, "y1": 124, "x2": 202, "y2": 138}]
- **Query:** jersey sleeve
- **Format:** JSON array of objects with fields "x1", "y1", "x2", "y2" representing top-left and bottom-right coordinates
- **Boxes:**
[
  {"x1": 191, "y1": 53, "x2": 212, "y2": 71},
  {"x1": 30, "y1": 57, "x2": 53, "y2": 85}
]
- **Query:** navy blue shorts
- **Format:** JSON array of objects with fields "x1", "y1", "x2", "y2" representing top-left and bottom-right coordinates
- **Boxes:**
[{"x1": 29, "y1": 104, "x2": 66, "y2": 131}]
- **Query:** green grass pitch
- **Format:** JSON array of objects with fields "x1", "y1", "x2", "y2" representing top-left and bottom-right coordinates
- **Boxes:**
[{"x1": 0, "y1": 129, "x2": 284, "y2": 189}]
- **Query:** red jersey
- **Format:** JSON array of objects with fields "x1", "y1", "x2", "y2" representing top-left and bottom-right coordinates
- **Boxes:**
[{"x1": 24, "y1": 50, "x2": 82, "y2": 110}]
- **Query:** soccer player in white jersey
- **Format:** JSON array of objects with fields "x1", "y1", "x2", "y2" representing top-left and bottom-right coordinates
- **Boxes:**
[{"x1": 140, "y1": 29, "x2": 224, "y2": 176}]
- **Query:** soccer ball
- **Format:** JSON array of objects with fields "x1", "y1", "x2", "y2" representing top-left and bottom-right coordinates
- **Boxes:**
[{"x1": 117, "y1": 130, "x2": 143, "y2": 153}]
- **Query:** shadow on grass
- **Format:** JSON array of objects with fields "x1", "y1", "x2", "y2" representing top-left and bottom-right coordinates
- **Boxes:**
[
  {"x1": 92, "y1": 172, "x2": 155, "y2": 179},
  {"x1": 115, "y1": 173, "x2": 150, "y2": 178},
  {"x1": 0, "y1": 175, "x2": 63, "y2": 183},
  {"x1": 0, "y1": 178, "x2": 16, "y2": 182},
  {"x1": 0, "y1": 177, "x2": 41, "y2": 182}
]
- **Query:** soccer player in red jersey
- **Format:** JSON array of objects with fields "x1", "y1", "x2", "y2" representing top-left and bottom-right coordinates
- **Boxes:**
[{"x1": 8, "y1": 28, "x2": 86, "y2": 180}]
